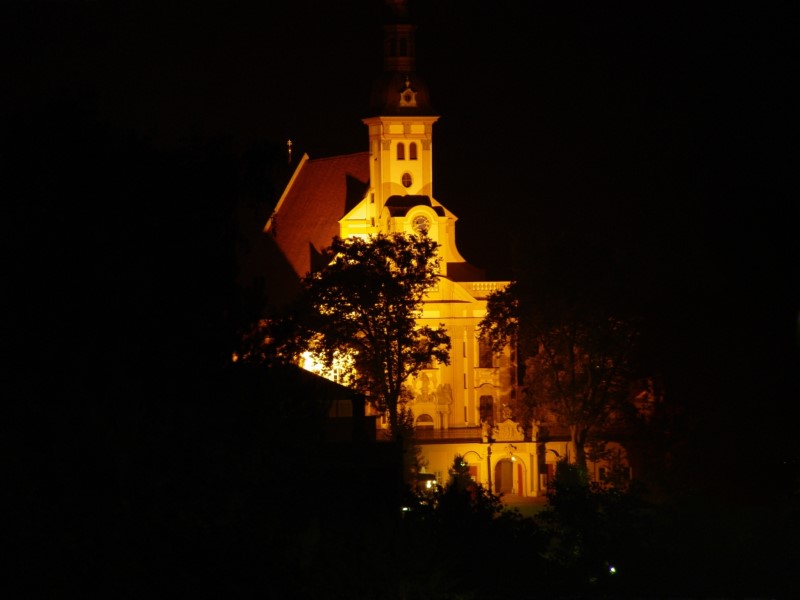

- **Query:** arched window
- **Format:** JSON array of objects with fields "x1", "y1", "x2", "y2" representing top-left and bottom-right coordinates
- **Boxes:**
[
  {"x1": 397, "y1": 143, "x2": 405, "y2": 160},
  {"x1": 409, "y1": 142, "x2": 418, "y2": 160},
  {"x1": 415, "y1": 414, "x2": 434, "y2": 428}
]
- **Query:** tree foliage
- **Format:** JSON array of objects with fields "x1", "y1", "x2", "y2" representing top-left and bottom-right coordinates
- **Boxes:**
[
  {"x1": 526, "y1": 313, "x2": 640, "y2": 468},
  {"x1": 274, "y1": 233, "x2": 451, "y2": 439},
  {"x1": 480, "y1": 282, "x2": 642, "y2": 469},
  {"x1": 479, "y1": 280, "x2": 520, "y2": 353},
  {"x1": 535, "y1": 459, "x2": 654, "y2": 595},
  {"x1": 438, "y1": 454, "x2": 505, "y2": 518}
]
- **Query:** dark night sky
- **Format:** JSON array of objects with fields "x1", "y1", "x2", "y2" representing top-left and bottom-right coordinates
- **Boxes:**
[
  {"x1": 6, "y1": 1, "x2": 795, "y2": 264},
  {"x1": 5, "y1": 1, "x2": 798, "y2": 459}
]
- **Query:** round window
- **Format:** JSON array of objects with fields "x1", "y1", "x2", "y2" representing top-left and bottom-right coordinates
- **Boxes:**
[{"x1": 402, "y1": 173, "x2": 412, "y2": 188}]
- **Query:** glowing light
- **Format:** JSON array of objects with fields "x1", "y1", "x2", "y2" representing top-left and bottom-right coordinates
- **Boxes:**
[
  {"x1": 301, "y1": 351, "x2": 322, "y2": 373},
  {"x1": 300, "y1": 349, "x2": 355, "y2": 384}
]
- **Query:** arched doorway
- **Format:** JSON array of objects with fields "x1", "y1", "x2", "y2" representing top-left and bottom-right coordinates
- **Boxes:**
[
  {"x1": 494, "y1": 458, "x2": 525, "y2": 496},
  {"x1": 495, "y1": 459, "x2": 513, "y2": 494}
]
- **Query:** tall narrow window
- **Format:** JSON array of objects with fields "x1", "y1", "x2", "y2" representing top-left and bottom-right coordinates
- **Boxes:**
[
  {"x1": 399, "y1": 38, "x2": 408, "y2": 56},
  {"x1": 479, "y1": 395, "x2": 494, "y2": 425},
  {"x1": 409, "y1": 142, "x2": 418, "y2": 160},
  {"x1": 478, "y1": 337, "x2": 494, "y2": 368},
  {"x1": 397, "y1": 143, "x2": 405, "y2": 160}
]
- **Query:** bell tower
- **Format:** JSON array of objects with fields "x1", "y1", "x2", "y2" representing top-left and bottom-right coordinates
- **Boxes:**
[
  {"x1": 363, "y1": 0, "x2": 439, "y2": 223},
  {"x1": 340, "y1": 0, "x2": 466, "y2": 266}
]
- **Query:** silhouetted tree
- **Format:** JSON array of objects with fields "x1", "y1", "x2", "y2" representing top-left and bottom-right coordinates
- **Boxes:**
[
  {"x1": 270, "y1": 233, "x2": 450, "y2": 438},
  {"x1": 480, "y1": 281, "x2": 642, "y2": 470},
  {"x1": 535, "y1": 459, "x2": 654, "y2": 596},
  {"x1": 260, "y1": 233, "x2": 449, "y2": 486},
  {"x1": 436, "y1": 454, "x2": 505, "y2": 519},
  {"x1": 397, "y1": 454, "x2": 551, "y2": 598}
]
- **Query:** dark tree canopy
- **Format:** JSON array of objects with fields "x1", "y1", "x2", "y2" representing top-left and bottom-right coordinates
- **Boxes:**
[
  {"x1": 479, "y1": 280, "x2": 520, "y2": 354},
  {"x1": 524, "y1": 314, "x2": 641, "y2": 469},
  {"x1": 480, "y1": 282, "x2": 643, "y2": 470}
]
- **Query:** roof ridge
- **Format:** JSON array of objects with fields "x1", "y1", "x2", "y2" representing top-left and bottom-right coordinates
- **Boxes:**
[{"x1": 308, "y1": 151, "x2": 370, "y2": 163}]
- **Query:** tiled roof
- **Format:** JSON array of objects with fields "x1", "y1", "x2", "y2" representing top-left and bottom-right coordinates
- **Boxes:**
[
  {"x1": 262, "y1": 151, "x2": 494, "y2": 295},
  {"x1": 238, "y1": 230, "x2": 304, "y2": 312},
  {"x1": 268, "y1": 152, "x2": 370, "y2": 278}
]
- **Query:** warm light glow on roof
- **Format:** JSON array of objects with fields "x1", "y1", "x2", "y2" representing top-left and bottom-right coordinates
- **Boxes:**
[{"x1": 301, "y1": 350, "x2": 355, "y2": 385}]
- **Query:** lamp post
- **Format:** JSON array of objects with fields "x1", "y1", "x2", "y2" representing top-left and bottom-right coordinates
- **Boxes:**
[
  {"x1": 486, "y1": 428, "x2": 494, "y2": 493},
  {"x1": 486, "y1": 444, "x2": 492, "y2": 493},
  {"x1": 505, "y1": 444, "x2": 517, "y2": 494}
]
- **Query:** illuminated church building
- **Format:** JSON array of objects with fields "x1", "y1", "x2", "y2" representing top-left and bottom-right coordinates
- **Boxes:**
[{"x1": 263, "y1": 2, "x2": 568, "y2": 496}]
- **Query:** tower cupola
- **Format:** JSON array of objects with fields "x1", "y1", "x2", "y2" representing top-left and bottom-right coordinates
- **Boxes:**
[{"x1": 368, "y1": 0, "x2": 435, "y2": 117}]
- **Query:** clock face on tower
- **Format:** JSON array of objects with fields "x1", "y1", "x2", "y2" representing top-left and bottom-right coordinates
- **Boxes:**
[{"x1": 412, "y1": 214, "x2": 431, "y2": 235}]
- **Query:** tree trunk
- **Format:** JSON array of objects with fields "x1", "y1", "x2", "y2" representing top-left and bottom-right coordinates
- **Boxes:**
[
  {"x1": 569, "y1": 425, "x2": 589, "y2": 471},
  {"x1": 388, "y1": 402, "x2": 399, "y2": 440}
]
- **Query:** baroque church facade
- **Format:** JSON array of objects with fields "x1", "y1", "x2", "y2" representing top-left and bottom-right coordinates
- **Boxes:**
[{"x1": 258, "y1": 1, "x2": 618, "y2": 497}]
